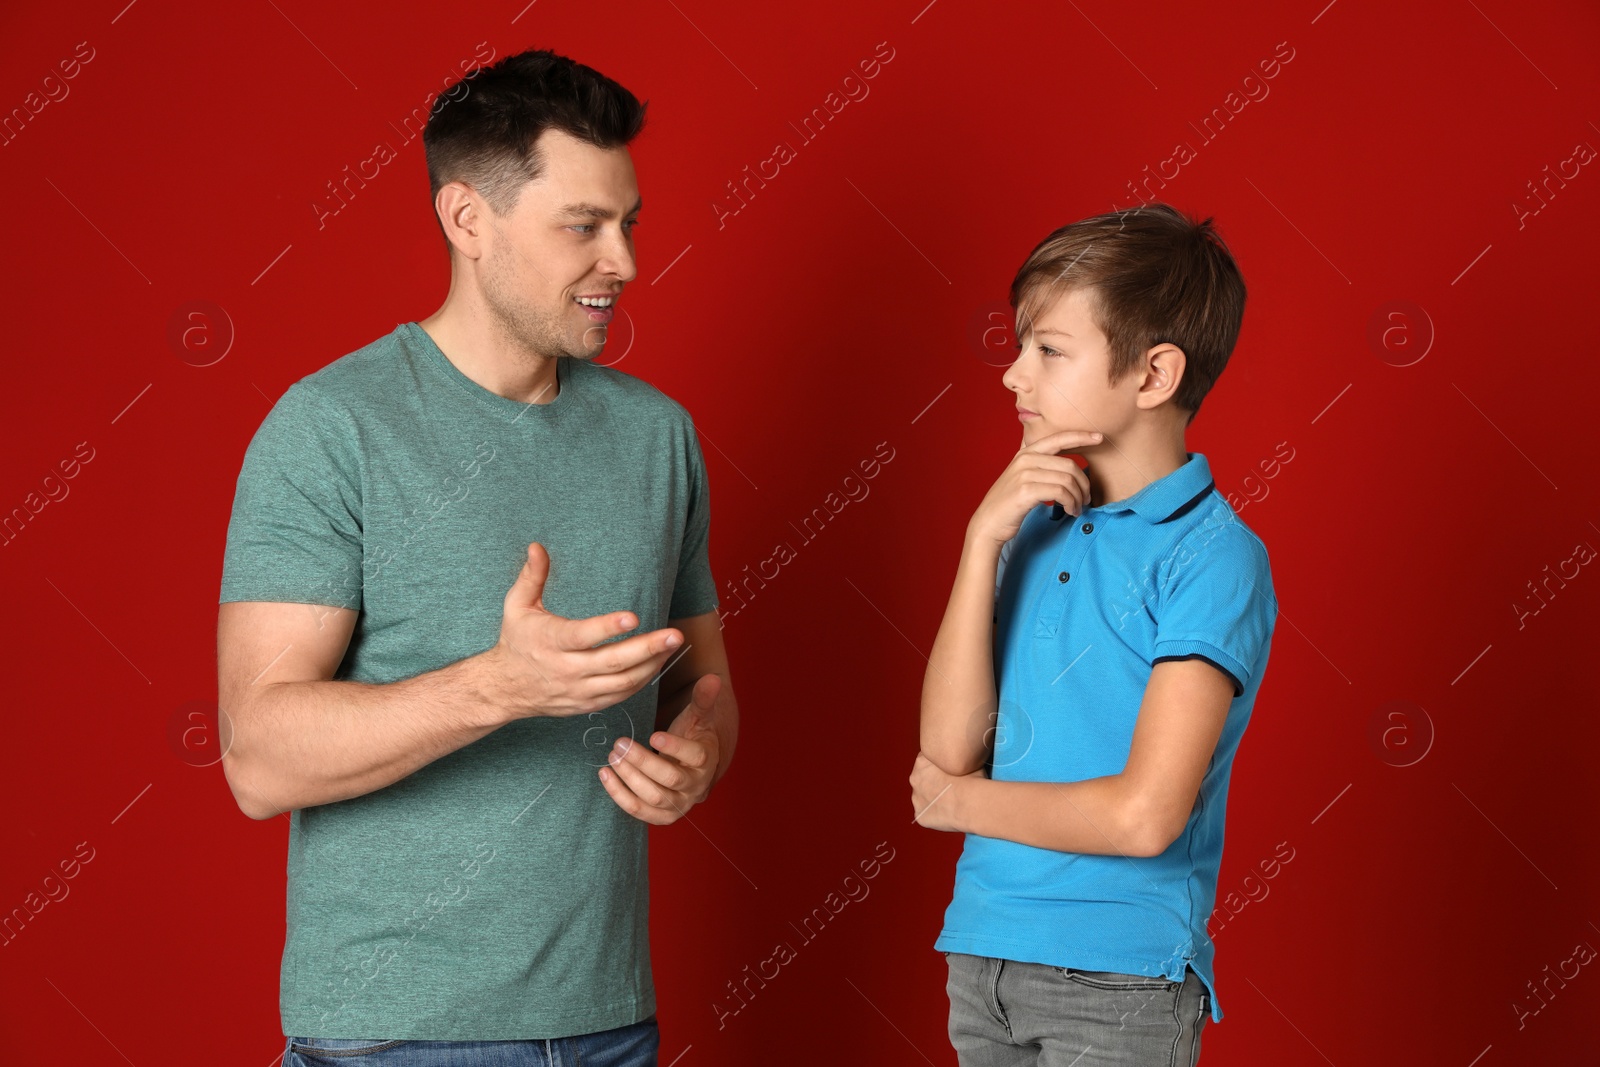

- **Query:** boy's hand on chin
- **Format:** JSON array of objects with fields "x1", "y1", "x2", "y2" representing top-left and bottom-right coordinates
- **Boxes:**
[{"x1": 910, "y1": 752, "x2": 987, "y2": 833}]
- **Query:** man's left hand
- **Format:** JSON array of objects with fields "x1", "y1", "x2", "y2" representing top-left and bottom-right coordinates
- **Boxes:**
[{"x1": 600, "y1": 673, "x2": 722, "y2": 825}]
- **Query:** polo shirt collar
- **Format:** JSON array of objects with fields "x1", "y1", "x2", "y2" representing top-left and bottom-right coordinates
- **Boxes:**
[{"x1": 1094, "y1": 452, "x2": 1216, "y2": 524}]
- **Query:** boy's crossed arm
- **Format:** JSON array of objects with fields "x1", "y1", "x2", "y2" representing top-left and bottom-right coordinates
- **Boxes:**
[{"x1": 911, "y1": 658, "x2": 1234, "y2": 858}]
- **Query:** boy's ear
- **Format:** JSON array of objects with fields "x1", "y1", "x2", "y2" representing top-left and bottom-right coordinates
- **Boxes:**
[{"x1": 1136, "y1": 343, "x2": 1186, "y2": 411}]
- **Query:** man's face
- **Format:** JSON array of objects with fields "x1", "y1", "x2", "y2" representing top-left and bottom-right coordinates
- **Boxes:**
[
  {"x1": 478, "y1": 127, "x2": 640, "y2": 361},
  {"x1": 1003, "y1": 286, "x2": 1141, "y2": 443}
]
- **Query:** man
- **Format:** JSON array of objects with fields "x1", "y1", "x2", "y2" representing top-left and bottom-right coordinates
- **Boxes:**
[{"x1": 217, "y1": 48, "x2": 736, "y2": 1066}]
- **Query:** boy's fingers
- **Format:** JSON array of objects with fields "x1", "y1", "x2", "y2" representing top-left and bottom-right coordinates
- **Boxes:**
[{"x1": 1025, "y1": 429, "x2": 1102, "y2": 455}]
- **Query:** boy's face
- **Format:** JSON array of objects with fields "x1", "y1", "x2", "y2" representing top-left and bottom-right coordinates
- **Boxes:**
[
  {"x1": 479, "y1": 127, "x2": 640, "y2": 361},
  {"x1": 1003, "y1": 286, "x2": 1142, "y2": 444}
]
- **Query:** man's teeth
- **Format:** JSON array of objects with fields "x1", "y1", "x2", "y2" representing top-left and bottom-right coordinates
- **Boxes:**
[{"x1": 576, "y1": 296, "x2": 615, "y2": 307}]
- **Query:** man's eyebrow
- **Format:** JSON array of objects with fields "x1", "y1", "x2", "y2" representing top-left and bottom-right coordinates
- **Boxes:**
[{"x1": 555, "y1": 199, "x2": 643, "y2": 220}]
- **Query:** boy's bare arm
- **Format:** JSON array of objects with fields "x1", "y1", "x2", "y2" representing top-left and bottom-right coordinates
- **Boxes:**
[
  {"x1": 919, "y1": 429, "x2": 1102, "y2": 777},
  {"x1": 919, "y1": 534, "x2": 1004, "y2": 776},
  {"x1": 911, "y1": 658, "x2": 1235, "y2": 857}
]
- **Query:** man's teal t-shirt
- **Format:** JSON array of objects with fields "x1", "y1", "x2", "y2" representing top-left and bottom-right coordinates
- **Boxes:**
[
  {"x1": 934, "y1": 453, "x2": 1277, "y2": 1025},
  {"x1": 219, "y1": 321, "x2": 719, "y2": 1040}
]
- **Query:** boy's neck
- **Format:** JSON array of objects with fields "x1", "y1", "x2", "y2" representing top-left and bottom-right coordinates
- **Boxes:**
[{"x1": 1083, "y1": 432, "x2": 1191, "y2": 509}]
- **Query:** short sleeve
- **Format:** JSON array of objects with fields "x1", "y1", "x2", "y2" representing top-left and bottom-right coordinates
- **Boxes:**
[
  {"x1": 667, "y1": 420, "x2": 719, "y2": 619},
  {"x1": 1151, "y1": 523, "x2": 1276, "y2": 697},
  {"x1": 219, "y1": 383, "x2": 365, "y2": 610}
]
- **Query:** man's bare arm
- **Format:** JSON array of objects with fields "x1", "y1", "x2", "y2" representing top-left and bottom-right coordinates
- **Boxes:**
[
  {"x1": 217, "y1": 601, "x2": 515, "y2": 820},
  {"x1": 218, "y1": 542, "x2": 683, "y2": 820}
]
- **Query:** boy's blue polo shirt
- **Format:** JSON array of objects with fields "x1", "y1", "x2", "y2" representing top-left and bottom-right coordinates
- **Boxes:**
[{"x1": 935, "y1": 452, "x2": 1277, "y2": 1024}]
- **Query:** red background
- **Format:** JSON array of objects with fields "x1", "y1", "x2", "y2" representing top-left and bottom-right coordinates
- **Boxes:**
[{"x1": 3, "y1": 0, "x2": 1597, "y2": 1063}]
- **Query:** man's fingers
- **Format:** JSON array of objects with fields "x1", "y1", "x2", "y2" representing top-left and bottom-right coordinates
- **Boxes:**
[
  {"x1": 597, "y1": 766, "x2": 677, "y2": 825},
  {"x1": 558, "y1": 607, "x2": 682, "y2": 654},
  {"x1": 609, "y1": 737, "x2": 691, "y2": 793},
  {"x1": 604, "y1": 749, "x2": 676, "y2": 808},
  {"x1": 503, "y1": 542, "x2": 551, "y2": 614},
  {"x1": 649, "y1": 730, "x2": 711, "y2": 770}
]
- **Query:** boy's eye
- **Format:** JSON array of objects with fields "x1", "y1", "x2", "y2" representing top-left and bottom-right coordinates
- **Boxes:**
[{"x1": 1014, "y1": 341, "x2": 1063, "y2": 358}]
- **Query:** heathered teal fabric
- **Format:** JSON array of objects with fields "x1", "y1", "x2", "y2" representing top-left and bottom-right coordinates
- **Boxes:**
[{"x1": 219, "y1": 321, "x2": 719, "y2": 1039}]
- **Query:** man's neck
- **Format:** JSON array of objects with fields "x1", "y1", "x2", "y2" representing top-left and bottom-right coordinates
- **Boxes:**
[{"x1": 418, "y1": 301, "x2": 561, "y2": 406}]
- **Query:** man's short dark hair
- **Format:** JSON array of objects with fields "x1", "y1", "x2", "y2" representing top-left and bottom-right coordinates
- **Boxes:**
[
  {"x1": 423, "y1": 48, "x2": 647, "y2": 234},
  {"x1": 1009, "y1": 202, "x2": 1247, "y2": 426}
]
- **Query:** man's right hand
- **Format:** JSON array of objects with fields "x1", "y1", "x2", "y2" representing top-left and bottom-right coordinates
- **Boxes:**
[
  {"x1": 967, "y1": 429, "x2": 1103, "y2": 547},
  {"x1": 487, "y1": 542, "x2": 683, "y2": 720}
]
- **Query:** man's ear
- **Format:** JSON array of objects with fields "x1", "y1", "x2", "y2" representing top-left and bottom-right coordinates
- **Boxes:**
[{"x1": 437, "y1": 181, "x2": 488, "y2": 261}]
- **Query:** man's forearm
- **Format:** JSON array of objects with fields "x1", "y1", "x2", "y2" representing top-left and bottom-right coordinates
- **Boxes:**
[
  {"x1": 655, "y1": 674, "x2": 738, "y2": 788},
  {"x1": 954, "y1": 775, "x2": 1163, "y2": 858},
  {"x1": 921, "y1": 532, "x2": 1003, "y2": 776},
  {"x1": 222, "y1": 650, "x2": 515, "y2": 820}
]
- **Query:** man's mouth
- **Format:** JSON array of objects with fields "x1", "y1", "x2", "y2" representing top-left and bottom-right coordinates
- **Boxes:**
[{"x1": 575, "y1": 294, "x2": 616, "y2": 324}]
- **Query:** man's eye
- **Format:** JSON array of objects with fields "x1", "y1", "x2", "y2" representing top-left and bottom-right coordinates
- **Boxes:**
[{"x1": 571, "y1": 224, "x2": 595, "y2": 234}]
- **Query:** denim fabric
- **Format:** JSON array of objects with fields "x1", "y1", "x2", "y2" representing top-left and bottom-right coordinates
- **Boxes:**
[
  {"x1": 283, "y1": 1015, "x2": 659, "y2": 1067},
  {"x1": 946, "y1": 952, "x2": 1206, "y2": 1066}
]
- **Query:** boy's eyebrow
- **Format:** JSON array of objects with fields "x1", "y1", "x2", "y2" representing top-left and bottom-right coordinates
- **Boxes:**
[
  {"x1": 1034, "y1": 328, "x2": 1074, "y2": 339},
  {"x1": 555, "y1": 198, "x2": 643, "y2": 220}
]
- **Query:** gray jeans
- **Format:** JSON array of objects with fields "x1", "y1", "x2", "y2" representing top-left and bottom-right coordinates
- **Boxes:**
[{"x1": 944, "y1": 951, "x2": 1208, "y2": 1067}]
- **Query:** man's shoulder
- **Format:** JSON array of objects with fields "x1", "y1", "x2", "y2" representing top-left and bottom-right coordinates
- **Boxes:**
[
  {"x1": 289, "y1": 324, "x2": 412, "y2": 408},
  {"x1": 570, "y1": 359, "x2": 698, "y2": 429}
]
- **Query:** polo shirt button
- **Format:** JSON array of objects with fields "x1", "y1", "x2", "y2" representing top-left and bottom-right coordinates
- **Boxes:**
[
  {"x1": 1082, "y1": 523, "x2": 1094, "y2": 533},
  {"x1": 1058, "y1": 571, "x2": 1070, "y2": 583}
]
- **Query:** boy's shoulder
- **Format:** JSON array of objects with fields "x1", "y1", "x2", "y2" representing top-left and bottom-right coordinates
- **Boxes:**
[{"x1": 1165, "y1": 494, "x2": 1273, "y2": 589}]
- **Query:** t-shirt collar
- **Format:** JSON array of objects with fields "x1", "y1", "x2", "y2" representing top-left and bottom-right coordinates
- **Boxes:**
[{"x1": 1095, "y1": 452, "x2": 1216, "y2": 524}]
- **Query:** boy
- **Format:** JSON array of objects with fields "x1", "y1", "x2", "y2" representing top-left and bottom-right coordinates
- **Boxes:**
[{"x1": 912, "y1": 202, "x2": 1277, "y2": 1066}]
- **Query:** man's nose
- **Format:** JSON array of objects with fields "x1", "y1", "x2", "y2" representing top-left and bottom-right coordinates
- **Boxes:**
[{"x1": 598, "y1": 230, "x2": 637, "y2": 283}]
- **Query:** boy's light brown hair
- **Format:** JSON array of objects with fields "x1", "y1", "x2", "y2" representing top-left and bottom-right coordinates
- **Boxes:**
[{"x1": 1009, "y1": 202, "x2": 1247, "y2": 426}]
